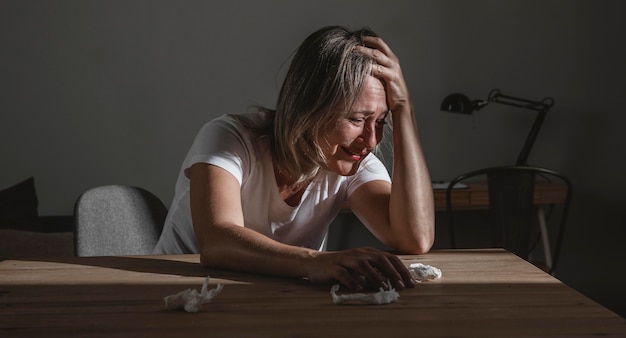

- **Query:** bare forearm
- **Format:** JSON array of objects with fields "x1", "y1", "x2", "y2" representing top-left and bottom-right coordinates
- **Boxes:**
[
  {"x1": 389, "y1": 105, "x2": 435, "y2": 253},
  {"x1": 189, "y1": 163, "x2": 318, "y2": 279},
  {"x1": 196, "y1": 222, "x2": 418, "y2": 292},
  {"x1": 355, "y1": 35, "x2": 435, "y2": 253},
  {"x1": 197, "y1": 222, "x2": 318, "y2": 278}
]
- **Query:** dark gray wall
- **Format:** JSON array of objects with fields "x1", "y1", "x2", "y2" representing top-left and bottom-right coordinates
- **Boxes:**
[{"x1": 1, "y1": 0, "x2": 624, "y2": 317}]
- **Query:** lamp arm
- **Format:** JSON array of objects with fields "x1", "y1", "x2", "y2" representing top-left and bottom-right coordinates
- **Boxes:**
[
  {"x1": 515, "y1": 109, "x2": 547, "y2": 165},
  {"x1": 488, "y1": 89, "x2": 554, "y2": 112},
  {"x1": 487, "y1": 89, "x2": 554, "y2": 165},
  {"x1": 440, "y1": 89, "x2": 555, "y2": 165}
]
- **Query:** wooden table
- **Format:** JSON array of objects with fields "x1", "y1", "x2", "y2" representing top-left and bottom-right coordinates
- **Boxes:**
[
  {"x1": 342, "y1": 182, "x2": 568, "y2": 212},
  {"x1": 433, "y1": 181, "x2": 568, "y2": 211},
  {"x1": 1, "y1": 249, "x2": 623, "y2": 337},
  {"x1": 434, "y1": 182, "x2": 569, "y2": 269},
  {"x1": 340, "y1": 182, "x2": 569, "y2": 267}
]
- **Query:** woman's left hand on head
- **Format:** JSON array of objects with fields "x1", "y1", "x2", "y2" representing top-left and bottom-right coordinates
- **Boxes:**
[{"x1": 355, "y1": 36, "x2": 411, "y2": 114}]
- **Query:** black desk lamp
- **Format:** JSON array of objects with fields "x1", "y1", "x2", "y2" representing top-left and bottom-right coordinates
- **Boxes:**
[{"x1": 440, "y1": 89, "x2": 554, "y2": 165}]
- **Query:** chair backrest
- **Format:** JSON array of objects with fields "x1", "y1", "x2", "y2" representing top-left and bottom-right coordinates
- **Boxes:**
[
  {"x1": 446, "y1": 166, "x2": 572, "y2": 272},
  {"x1": 73, "y1": 185, "x2": 167, "y2": 257}
]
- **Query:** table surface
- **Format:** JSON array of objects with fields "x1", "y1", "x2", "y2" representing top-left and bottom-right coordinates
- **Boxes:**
[{"x1": 1, "y1": 249, "x2": 624, "y2": 337}]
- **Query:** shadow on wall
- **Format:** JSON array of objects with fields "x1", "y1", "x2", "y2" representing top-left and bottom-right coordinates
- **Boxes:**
[{"x1": 556, "y1": 190, "x2": 626, "y2": 318}]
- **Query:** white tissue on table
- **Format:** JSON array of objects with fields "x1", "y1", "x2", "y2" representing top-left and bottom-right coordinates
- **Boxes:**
[
  {"x1": 164, "y1": 276, "x2": 223, "y2": 312},
  {"x1": 409, "y1": 263, "x2": 442, "y2": 282},
  {"x1": 330, "y1": 281, "x2": 399, "y2": 305}
]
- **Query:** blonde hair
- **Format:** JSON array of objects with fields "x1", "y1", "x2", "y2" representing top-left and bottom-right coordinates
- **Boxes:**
[{"x1": 259, "y1": 26, "x2": 379, "y2": 184}]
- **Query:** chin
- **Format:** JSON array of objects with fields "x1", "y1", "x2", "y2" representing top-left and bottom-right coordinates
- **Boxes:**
[{"x1": 325, "y1": 160, "x2": 360, "y2": 176}]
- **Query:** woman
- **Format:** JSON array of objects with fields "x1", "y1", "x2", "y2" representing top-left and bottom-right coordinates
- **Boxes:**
[{"x1": 154, "y1": 26, "x2": 434, "y2": 291}]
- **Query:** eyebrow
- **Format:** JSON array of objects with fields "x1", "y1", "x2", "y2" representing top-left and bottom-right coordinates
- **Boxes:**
[
  {"x1": 350, "y1": 110, "x2": 375, "y2": 115},
  {"x1": 351, "y1": 110, "x2": 387, "y2": 117},
  {"x1": 348, "y1": 109, "x2": 389, "y2": 120}
]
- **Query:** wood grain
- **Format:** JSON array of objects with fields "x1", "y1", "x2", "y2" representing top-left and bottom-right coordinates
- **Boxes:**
[
  {"x1": 433, "y1": 182, "x2": 568, "y2": 211},
  {"x1": 1, "y1": 249, "x2": 623, "y2": 337}
]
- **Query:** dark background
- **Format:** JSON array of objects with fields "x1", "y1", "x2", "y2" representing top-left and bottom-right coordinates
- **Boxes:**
[{"x1": 1, "y1": 0, "x2": 624, "y2": 317}]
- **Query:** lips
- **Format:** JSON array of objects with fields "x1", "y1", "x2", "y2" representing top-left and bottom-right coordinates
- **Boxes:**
[{"x1": 341, "y1": 146, "x2": 367, "y2": 161}]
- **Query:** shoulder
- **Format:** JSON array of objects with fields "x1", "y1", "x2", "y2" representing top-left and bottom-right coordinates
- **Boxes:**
[
  {"x1": 357, "y1": 153, "x2": 391, "y2": 179},
  {"x1": 345, "y1": 153, "x2": 391, "y2": 195},
  {"x1": 207, "y1": 111, "x2": 272, "y2": 134},
  {"x1": 202, "y1": 112, "x2": 266, "y2": 133},
  {"x1": 193, "y1": 112, "x2": 269, "y2": 148},
  {"x1": 184, "y1": 112, "x2": 270, "y2": 182}
]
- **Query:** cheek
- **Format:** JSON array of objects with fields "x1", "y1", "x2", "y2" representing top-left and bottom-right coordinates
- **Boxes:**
[
  {"x1": 327, "y1": 126, "x2": 359, "y2": 147},
  {"x1": 319, "y1": 133, "x2": 341, "y2": 155},
  {"x1": 341, "y1": 124, "x2": 365, "y2": 142}
]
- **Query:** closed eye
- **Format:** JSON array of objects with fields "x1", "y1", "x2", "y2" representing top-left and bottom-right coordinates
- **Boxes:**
[
  {"x1": 348, "y1": 117, "x2": 365, "y2": 125},
  {"x1": 347, "y1": 111, "x2": 387, "y2": 127},
  {"x1": 376, "y1": 113, "x2": 389, "y2": 127}
]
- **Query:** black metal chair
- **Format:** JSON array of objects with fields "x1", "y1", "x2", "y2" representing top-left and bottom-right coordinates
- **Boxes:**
[
  {"x1": 446, "y1": 166, "x2": 572, "y2": 274},
  {"x1": 73, "y1": 185, "x2": 167, "y2": 257}
]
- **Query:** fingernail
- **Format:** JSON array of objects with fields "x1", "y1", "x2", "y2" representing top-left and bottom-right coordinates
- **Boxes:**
[
  {"x1": 397, "y1": 279, "x2": 405, "y2": 289},
  {"x1": 381, "y1": 280, "x2": 389, "y2": 289}
]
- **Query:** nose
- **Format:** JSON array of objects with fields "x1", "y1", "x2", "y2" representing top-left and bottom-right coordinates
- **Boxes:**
[{"x1": 359, "y1": 122, "x2": 379, "y2": 150}]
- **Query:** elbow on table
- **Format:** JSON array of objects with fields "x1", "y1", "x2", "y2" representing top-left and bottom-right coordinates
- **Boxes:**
[
  {"x1": 198, "y1": 250, "x2": 212, "y2": 268},
  {"x1": 392, "y1": 234, "x2": 434, "y2": 255},
  {"x1": 198, "y1": 243, "x2": 227, "y2": 269},
  {"x1": 387, "y1": 218, "x2": 435, "y2": 254}
]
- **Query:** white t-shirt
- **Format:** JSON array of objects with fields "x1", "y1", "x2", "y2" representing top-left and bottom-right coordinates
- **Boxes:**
[{"x1": 153, "y1": 112, "x2": 391, "y2": 254}]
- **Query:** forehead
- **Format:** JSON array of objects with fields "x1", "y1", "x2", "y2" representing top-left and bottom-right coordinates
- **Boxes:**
[{"x1": 351, "y1": 76, "x2": 387, "y2": 114}]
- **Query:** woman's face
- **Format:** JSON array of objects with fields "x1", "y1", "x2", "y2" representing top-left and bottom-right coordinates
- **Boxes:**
[{"x1": 320, "y1": 75, "x2": 388, "y2": 176}]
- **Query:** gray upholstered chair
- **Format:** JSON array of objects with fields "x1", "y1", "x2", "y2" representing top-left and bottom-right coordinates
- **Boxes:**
[{"x1": 73, "y1": 185, "x2": 167, "y2": 257}]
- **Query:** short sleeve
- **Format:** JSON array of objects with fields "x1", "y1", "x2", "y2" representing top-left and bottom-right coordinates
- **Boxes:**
[
  {"x1": 346, "y1": 153, "x2": 391, "y2": 196},
  {"x1": 183, "y1": 116, "x2": 253, "y2": 185}
]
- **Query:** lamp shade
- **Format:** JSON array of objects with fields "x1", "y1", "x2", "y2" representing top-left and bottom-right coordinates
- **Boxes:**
[
  {"x1": 439, "y1": 88, "x2": 553, "y2": 166},
  {"x1": 440, "y1": 93, "x2": 475, "y2": 114}
]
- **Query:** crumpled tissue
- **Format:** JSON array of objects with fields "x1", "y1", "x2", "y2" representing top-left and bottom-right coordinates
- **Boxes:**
[
  {"x1": 408, "y1": 263, "x2": 442, "y2": 282},
  {"x1": 329, "y1": 263, "x2": 442, "y2": 305},
  {"x1": 330, "y1": 280, "x2": 399, "y2": 305},
  {"x1": 164, "y1": 276, "x2": 223, "y2": 312}
]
